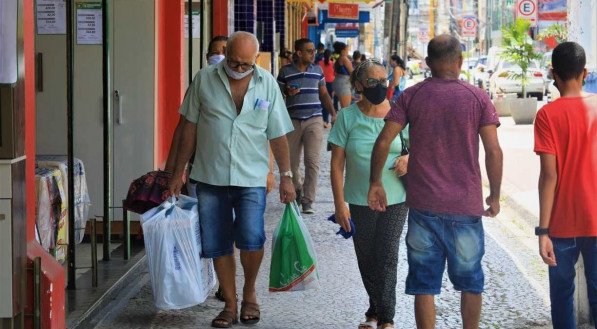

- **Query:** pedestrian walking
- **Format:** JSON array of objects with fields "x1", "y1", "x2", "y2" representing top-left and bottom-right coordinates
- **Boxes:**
[
  {"x1": 533, "y1": 41, "x2": 597, "y2": 329},
  {"x1": 167, "y1": 31, "x2": 296, "y2": 328},
  {"x1": 329, "y1": 59, "x2": 409, "y2": 329},
  {"x1": 277, "y1": 38, "x2": 336, "y2": 214},
  {"x1": 315, "y1": 42, "x2": 325, "y2": 64},
  {"x1": 206, "y1": 35, "x2": 228, "y2": 65},
  {"x1": 319, "y1": 49, "x2": 336, "y2": 128},
  {"x1": 368, "y1": 34, "x2": 503, "y2": 329},
  {"x1": 279, "y1": 48, "x2": 293, "y2": 67},
  {"x1": 333, "y1": 41, "x2": 354, "y2": 109},
  {"x1": 388, "y1": 54, "x2": 407, "y2": 102},
  {"x1": 352, "y1": 50, "x2": 362, "y2": 67}
]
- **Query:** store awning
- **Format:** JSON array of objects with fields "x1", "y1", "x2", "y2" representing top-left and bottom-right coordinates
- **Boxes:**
[{"x1": 318, "y1": 10, "x2": 370, "y2": 24}]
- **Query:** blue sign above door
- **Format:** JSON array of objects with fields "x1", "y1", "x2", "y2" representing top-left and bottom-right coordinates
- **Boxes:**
[{"x1": 319, "y1": 10, "x2": 370, "y2": 24}]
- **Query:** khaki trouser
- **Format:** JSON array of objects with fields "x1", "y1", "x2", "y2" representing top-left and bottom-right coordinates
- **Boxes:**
[{"x1": 287, "y1": 116, "x2": 324, "y2": 205}]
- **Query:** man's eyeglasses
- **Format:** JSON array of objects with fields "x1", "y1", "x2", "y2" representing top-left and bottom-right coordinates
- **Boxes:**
[
  {"x1": 227, "y1": 59, "x2": 255, "y2": 71},
  {"x1": 365, "y1": 78, "x2": 389, "y2": 88},
  {"x1": 300, "y1": 48, "x2": 316, "y2": 54}
]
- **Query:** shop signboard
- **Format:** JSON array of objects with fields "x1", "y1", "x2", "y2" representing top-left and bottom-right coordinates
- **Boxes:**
[
  {"x1": 538, "y1": 0, "x2": 567, "y2": 21},
  {"x1": 328, "y1": 3, "x2": 359, "y2": 20}
]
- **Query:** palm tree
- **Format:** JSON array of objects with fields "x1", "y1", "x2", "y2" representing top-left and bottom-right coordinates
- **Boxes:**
[{"x1": 500, "y1": 18, "x2": 541, "y2": 98}]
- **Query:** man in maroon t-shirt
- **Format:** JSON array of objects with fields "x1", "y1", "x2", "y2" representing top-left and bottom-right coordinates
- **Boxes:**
[{"x1": 368, "y1": 35, "x2": 503, "y2": 328}]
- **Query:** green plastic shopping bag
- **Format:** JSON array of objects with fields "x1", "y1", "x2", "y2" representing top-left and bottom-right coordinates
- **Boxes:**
[{"x1": 269, "y1": 201, "x2": 320, "y2": 292}]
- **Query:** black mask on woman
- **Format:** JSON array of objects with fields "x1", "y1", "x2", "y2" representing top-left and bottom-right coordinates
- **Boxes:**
[{"x1": 362, "y1": 84, "x2": 388, "y2": 105}]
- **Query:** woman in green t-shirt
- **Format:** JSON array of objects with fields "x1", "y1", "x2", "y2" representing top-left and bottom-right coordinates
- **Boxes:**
[{"x1": 328, "y1": 59, "x2": 409, "y2": 329}]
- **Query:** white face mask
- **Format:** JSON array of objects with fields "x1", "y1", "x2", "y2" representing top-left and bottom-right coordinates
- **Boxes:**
[
  {"x1": 208, "y1": 54, "x2": 225, "y2": 65},
  {"x1": 224, "y1": 62, "x2": 254, "y2": 80}
]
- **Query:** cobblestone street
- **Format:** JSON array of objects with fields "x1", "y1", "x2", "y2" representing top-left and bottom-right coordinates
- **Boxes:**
[{"x1": 95, "y1": 128, "x2": 554, "y2": 329}]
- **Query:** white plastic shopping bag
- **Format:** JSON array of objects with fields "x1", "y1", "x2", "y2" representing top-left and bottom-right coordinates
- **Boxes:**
[{"x1": 141, "y1": 195, "x2": 216, "y2": 309}]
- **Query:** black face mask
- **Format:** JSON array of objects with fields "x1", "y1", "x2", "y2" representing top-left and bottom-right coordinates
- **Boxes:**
[{"x1": 362, "y1": 84, "x2": 388, "y2": 105}]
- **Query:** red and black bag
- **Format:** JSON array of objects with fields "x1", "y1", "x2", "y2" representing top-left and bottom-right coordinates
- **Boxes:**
[{"x1": 123, "y1": 171, "x2": 172, "y2": 214}]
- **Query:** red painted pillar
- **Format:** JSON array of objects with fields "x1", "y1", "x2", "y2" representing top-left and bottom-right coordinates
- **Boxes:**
[
  {"x1": 301, "y1": 14, "x2": 308, "y2": 38},
  {"x1": 24, "y1": 0, "x2": 36, "y2": 243},
  {"x1": 213, "y1": 0, "x2": 229, "y2": 37},
  {"x1": 155, "y1": 0, "x2": 184, "y2": 167},
  {"x1": 24, "y1": 0, "x2": 66, "y2": 328}
]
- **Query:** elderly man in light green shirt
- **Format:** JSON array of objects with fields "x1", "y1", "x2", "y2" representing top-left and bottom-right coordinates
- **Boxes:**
[{"x1": 169, "y1": 31, "x2": 295, "y2": 328}]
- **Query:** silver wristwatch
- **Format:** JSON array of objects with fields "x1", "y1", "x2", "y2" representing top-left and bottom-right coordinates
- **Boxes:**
[{"x1": 280, "y1": 170, "x2": 293, "y2": 178}]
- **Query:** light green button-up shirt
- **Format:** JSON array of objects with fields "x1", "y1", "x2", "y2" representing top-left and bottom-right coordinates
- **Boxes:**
[{"x1": 179, "y1": 61, "x2": 294, "y2": 187}]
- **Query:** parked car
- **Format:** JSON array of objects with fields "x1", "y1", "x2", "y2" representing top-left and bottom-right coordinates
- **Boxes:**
[{"x1": 488, "y1": 60, "x2": 546, "y2": 101}]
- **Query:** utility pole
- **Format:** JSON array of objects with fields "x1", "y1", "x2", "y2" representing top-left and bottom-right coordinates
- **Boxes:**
[
  {"x1": 398, "y1": 0, "x2": 409, "y2": 59},
  {"x1": 391, "y1": 0, "x2": 400, "y2": 55},
  {"x1": 384, "y1": 0, "x2": 395, "y2": 61},
  {"x1": 429, "y1": 0, "x2": 435, "y2": 39}
]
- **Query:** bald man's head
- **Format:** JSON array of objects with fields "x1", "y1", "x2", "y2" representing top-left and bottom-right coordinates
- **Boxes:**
[
  {"x1": 427, "y1": 34, "x2": 462, "y2": 64},
  {"x1": 226, "y1": 31, "x2": 260, "y2": 58}
]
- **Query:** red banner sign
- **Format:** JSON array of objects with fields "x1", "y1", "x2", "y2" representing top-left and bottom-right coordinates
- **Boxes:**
[{"x1": 328, "y1": 3, "x2": 359, "y2": 20}]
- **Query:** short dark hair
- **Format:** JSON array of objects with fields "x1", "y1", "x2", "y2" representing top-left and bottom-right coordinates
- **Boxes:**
[
  {"x1": 333, "y1": 41, "x2": 347, "y2": 54},
  {"x1": 295, "y1": 38, "x2": 313, "y2": 51},
  {"x1": 208, "y1": 35, "x2": 228, "y2": 54},
  {"x1": 552, "y1": 42, "x2": 586, "y2": 81},
  {"x1": 427, "y1": 34, "x2": 461, "y2": 63},
  {"x1": 279, "y1": 50, "x2": 292, "y2": 59},
  {"x1": 317, "y1": 42, "x2": 325, "y2": 50},
  {"x1": 352, "y1": 50, "x2": 361, "y2": 60}
]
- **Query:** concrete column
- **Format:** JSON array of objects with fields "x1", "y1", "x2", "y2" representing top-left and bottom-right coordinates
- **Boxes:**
[{"x1": 568, "y1": 0, "x2": 597, "y2": 70}]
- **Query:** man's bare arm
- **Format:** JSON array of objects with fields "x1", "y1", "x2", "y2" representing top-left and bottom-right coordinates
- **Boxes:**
[
  {"x1": 168, "y1": 118, "x2": 197, "y2": 195},
  {"x1": 479, "y1": 124, "x2": 503, "y2": 217},
  {"x1": 538, "y1": 153, "x2": 557, "y2": 266},
  {"x1": 368, "y1": 121, "x2": 403, "y2": 211},
  {"x1": 370, "y1": 121, "x2": 403, "y2": 184},
  {"x1": 269, "y1": 135, "x2": 296, "y2": 203}
]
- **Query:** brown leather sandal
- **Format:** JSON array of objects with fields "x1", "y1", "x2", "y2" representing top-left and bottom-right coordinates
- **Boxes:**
[
  {"x1": 211, "y1": 309, "x2": 238, "y2": 328},
  {"x1": 240, "y1": 301, "x2": 260, "y2": 325}
]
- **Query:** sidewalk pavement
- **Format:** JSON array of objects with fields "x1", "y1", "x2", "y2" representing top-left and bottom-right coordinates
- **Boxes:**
[{"x1": 94, "y1": 123, "x2": 557, "y2": 329}]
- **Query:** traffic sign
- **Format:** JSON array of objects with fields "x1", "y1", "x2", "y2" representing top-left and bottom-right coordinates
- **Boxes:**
[
  {"x1": 461, "y1": 15, "x2": 477, "y2": 38},
  {"x1": 517, "y1": 0, "x2": 538, "y2": 27}
]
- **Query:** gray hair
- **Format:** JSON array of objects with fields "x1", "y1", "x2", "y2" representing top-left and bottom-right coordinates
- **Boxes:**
[
  {"x1": 226, "y1": 31, "x2": 260, "y2": 56},
  {"x1": 350, "y1": 59, "x2": 385, "y2": 88}
]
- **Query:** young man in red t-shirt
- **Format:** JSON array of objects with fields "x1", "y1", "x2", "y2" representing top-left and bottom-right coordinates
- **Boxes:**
[{"x1": 534, "y1": 42, "x2": 597, "y2": 329}]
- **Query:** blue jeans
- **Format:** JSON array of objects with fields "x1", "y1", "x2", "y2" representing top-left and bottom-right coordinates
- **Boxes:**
[
  {"x1": 405, "y1": 208, "x2": 485, "y2": 295},
  {"x1": 196, "y1": 182, "x2": 267, "y2": 258},
  {"x1": 549, "y1": 237, "x2": 597, "y2": 329}
]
